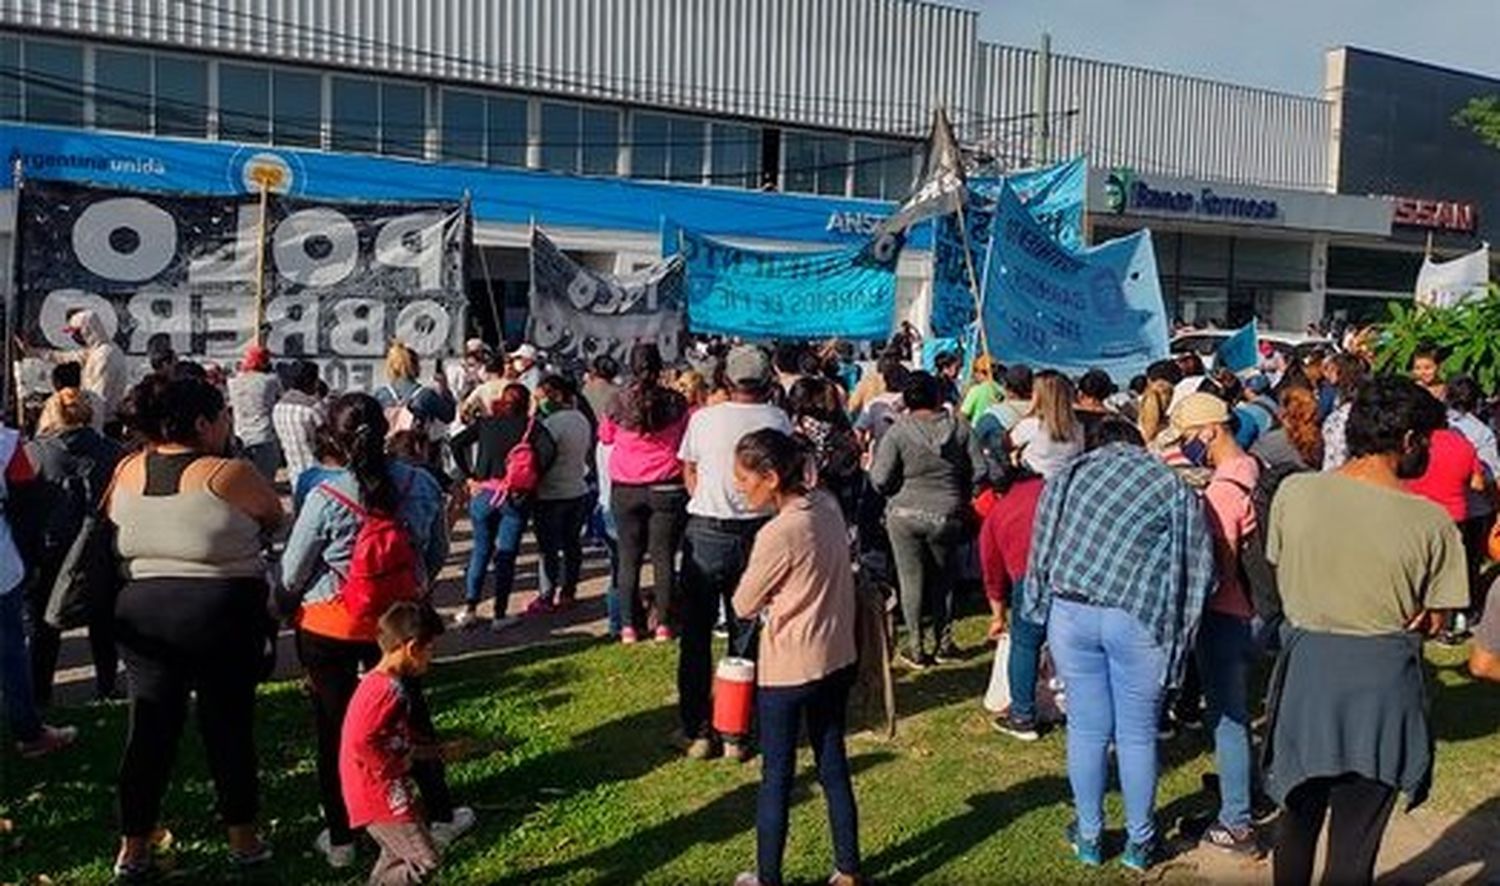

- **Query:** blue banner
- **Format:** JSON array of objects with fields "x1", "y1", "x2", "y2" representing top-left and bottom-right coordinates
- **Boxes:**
[
  {"x1": 672, "y1": 228, "x2": 903, "y2": 340},
  {"x1": 930, "y1": 157, "x2": 1086, "y2": 337},
  {"x1": 1217, "y1": 320, "x2": 1260, "y2": 374},
  {"x1": 0, "y1": 123, "x2": 929, "y2": 249},
  {"x1": 983, "y1": 181, "x2": 1168, "y2": 381}
]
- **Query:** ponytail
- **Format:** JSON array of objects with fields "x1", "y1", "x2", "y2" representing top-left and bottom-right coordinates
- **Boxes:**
[{"x1": 326, "y1": 393, "x2": 399, "y2": 513}]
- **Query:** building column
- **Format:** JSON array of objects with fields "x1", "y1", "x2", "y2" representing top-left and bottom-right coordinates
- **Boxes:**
[{"x1": 1307, "y1": 234, "x2": 1329, "y2": 326}]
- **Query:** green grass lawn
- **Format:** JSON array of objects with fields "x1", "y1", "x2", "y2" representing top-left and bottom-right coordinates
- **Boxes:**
[{"x1": 3, "y1": 616, "x2": 1497, "y2": 885}]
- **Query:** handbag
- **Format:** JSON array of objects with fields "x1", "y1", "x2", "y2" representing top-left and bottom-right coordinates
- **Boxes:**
[{"x1": 44, "y1": 466, "x2": 122, "y2": 631}]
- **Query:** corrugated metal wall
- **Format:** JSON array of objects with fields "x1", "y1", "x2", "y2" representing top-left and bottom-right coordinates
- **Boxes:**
[
  {"x1": 975, "y1": 44, "x2": 1332, "y2": 191},
  {"x1": 2, "y1": 0, "x2": 977, "y2": 136}
]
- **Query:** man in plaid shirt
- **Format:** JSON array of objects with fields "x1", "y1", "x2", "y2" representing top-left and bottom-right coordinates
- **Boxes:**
[
  {"x1": 272, "y1": 360, "x2": 326, "y2": 497},
  {"x1": 1021, "y1": 422, "x2": 1214, "y2": 872}
]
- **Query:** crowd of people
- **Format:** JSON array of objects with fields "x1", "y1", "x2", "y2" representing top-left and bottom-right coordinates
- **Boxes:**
[{"x1": 2, "y1": 318, "x2": 1499, "y2": 885}]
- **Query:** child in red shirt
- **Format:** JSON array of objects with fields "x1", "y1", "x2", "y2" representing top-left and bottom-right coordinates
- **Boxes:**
[{"x1": 339, "y1": 602, "x2": 447, "y2": 885}]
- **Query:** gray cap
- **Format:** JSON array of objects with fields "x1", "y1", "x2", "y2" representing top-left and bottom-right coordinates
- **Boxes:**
[{"x1": 725, "y1": 344, "x2": 773, "y2": 388}]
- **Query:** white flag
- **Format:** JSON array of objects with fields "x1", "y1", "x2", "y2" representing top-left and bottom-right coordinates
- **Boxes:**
[
  {"x1": 878, "y1": 108, "x2": 966, "y2": 235},
  {"x1": 1415, "y1": 243, "x2": 1490, "y2": 309}
]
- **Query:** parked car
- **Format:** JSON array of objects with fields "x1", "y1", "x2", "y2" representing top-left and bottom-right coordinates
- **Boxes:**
[{"x1": 1170, "y1": 329, "x2": 1334, "y2": 370}]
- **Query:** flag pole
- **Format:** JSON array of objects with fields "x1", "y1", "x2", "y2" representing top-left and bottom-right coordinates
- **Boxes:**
[
  {"x1": 252, "y1": 176, "x2": 270, "y2": 348},
  {"x1": 954, "y1": 201, "x2": 990, "y2": 360},
  {"x1": 1425, "y1": 231, "x2": 1434, "y2": 261},
  {"x1": 8, "y1": 157, "x2": 23, "y2": 427}
]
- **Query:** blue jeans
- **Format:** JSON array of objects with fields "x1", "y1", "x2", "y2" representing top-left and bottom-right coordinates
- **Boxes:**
[
  {"x1": 1197, "y1": 611, "x2": 1255, "y2": 829},
  {"x1": 465, "y1": 494, "x2": 530, "y2": 613},
  {"x1": 756, "y1": 666, "x2": 860, "y2": 885},
  {"x1": 0, "y1": 589, "x2": 42, "y2": 742},
  {"x1": 1008, "y1": 579, "x2": 1047, "y2": 723},
  {"x1": 1048, "y1": 598, "x2": 1168, "y2": 847}
]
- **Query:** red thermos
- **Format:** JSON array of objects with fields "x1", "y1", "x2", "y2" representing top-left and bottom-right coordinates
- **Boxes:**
[{"x1": 712, "y1": 657, "x2": 756, "y2": 735}]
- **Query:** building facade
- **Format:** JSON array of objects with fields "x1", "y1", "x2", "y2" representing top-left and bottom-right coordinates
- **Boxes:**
[
  {"x1": 1325, "y1": 46, "x2": 1499, "y2": 322},
  {"x1": 0, "y1": 0, "x2": 1480, "y2": 340}
]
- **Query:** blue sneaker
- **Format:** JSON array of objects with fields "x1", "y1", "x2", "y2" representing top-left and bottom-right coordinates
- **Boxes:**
[
  {"x1": 1066, "y1": 822, "x2": 1102, "y2": 867},
  {"x1": 1121, "y1": 839, "x2": 1158, "y2": 872}
]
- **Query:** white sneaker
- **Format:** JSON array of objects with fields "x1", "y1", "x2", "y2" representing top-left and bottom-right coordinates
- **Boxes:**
[
  {"x1": 490, "y1": 615, "x2": 521, "y2": 633},
  {"x1": 430, "y1": 806, "x2": 476, "y2": 849},
  {"x1": 312, "y1": 828, "x2": 355, "y2": 869},
  {"x1": 452, "y1": 607, "x2": 479, "y2": 630}
]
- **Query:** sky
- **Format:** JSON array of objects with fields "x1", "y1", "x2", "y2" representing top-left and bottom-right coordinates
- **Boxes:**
[{"x1": 952, "y1": 0, "x2": 1500, "y2": 95}]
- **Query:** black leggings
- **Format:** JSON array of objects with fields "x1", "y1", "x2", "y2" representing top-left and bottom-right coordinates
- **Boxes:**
[
  {"x1": 611, "y1": 483, "x2": 688, "y2": 632},
  {"x1": 296, "y1": 630, "x2": 455, "y2": 846},
  {"x1": 115, "y1": 577, "x2": 269, "y2": 837},
  {"x1": 1274, "y1": 774, "x2": 1397, "y2": 886}
]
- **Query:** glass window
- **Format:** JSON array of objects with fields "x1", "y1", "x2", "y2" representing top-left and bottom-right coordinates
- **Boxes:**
[
  {"x1": 0, "y1": 38, "x2": 23, "y2": 122},
  {"x1": 540, "y1": 102, "x2": 579, "y2": 173},
  {"x1": 631, "y1": 113, "x2": 668, "y2": 179},
  {"x1": 94, "y1": 49, "x2": 151, "y2": 133},
  {"x1": 883, "y1": 146, "x2": 916, "y2": 200},
  {"x1": 581, "y1": 107, "x2": 618, "y2": 175},
  {"x1": 218, "y1": 63, "x2": 269, "y2": 143},
  {"x1": 272, "y1": 69, "x2": 321, "y2": 147},
  {"x1": 668, "y1": 118, "x2": 704, "y2": 183},
  {"x1": 381, "y1": 82, "x2": 426, "y2": 158},
  {"x1": 441, "y1": 89, "x2": 484, "y2": 163},
  {"x1": 852, "y1": 140, "x2": 885, "y2": 198},
  {"x1": 782, "y1": 131, "x2": 817, "y2": 193},
  {"x1": 155, "y1": 56, "x2": 206, "y2": 137},
  {"x1": 816, "y1": 137, "x2": 848, "y2": 196},
  {"x1": 23, "y1": 40, "x2": 83, "y2": 127},
  {"x1": 330, "y1": 76, "x2": 378, "y2": 153},
  {"x1": 486, "y1": 96, "x2": 526, "y2": 167},
  {"x1": 711, "y1": 123, "x2": 757, "y2": 189}
]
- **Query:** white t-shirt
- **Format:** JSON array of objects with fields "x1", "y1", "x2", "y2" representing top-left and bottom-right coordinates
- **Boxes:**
[
  {"x1": 1010, "y1": 415, "x2": 1084, "y2": 478},
  {"x1": 678, "y1": 401, "x2": 791, "y2": 519}
]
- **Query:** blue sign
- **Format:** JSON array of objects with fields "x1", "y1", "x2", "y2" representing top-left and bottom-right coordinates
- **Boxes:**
[
  {"x1": 1104, "y1": 167, "x2": 1279, "y2": 221},
  {"x1": 673, "y1": 228, "x2": 903, "y2": 340},
  {"x1": 0, "y1": 123, "x2": 930, "y2": 249},
  {"x1": 930, "y1": 157, "x2": 1086, "y2": 338},
  {"x1": 1217, "y1": 320, "x2": 1260, "y2": 374},
  {"x1": 983, "y1": 181, "x2": 1168, "y2": 381}
]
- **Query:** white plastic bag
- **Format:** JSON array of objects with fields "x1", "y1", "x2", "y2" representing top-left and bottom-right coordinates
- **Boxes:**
[{"x1": 983, "y1": 633, "x2": 1013, "y2": 713}]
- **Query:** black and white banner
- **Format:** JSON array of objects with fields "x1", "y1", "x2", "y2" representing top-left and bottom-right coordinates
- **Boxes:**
[
  {"x1": 14, "y1": 179, "x2": 468, "y2": 392},
  {"x1": 528, "y1": 227, "x2": 685, "y2": 373}
]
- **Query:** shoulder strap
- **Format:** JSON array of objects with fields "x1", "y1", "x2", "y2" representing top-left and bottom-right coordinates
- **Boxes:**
[{"x1": 316, "y1": 482, "x2": 367, "y2": 519}]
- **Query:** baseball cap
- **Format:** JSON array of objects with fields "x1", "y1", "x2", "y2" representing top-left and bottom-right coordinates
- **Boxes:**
[
  {"x1": 1170, "y1": 392, "x2": 1231, "y2": 433},
  {"x1": 510, "y1": 343, "x2": 538, "y2": 362},
  {"x1": 725, "y1": 344, "x2": 773, "y2": 388}
]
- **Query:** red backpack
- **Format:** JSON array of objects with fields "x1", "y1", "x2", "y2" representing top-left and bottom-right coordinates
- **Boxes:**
[
  {"x1": 502, "y1": 416, "x2": 542, "y2": 496},
  {"x1": 317, "y1": 481, "x2": 421, "y2": 624}
]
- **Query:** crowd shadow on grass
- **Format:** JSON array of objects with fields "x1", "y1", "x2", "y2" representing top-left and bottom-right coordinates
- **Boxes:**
[
  {"x1": 1425, "y1": 662, "x2": 1500, "y2": 743},
  {"x1": 864, "y1": 775, "x2": 1071, "y2": 883},
  {"x1": 1379, "y1": 796, "x2": 1500, "y2": 884},
  {"x1": 494, "y1": 751, "x2": 897, "y2": 885},
  {"x1": 891, "y1": 654, "x2": 991, "y2": 721}
]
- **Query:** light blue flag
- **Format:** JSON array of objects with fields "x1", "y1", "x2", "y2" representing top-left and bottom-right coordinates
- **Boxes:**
[
  {"x1": 672, "y1": 227, "x2": 903, "y2": 340},
  {"x1": 930, "y1": 157, "x2": 1086, "y2": 338},
  {"x1": 1217, "y1": 320, "x2": 1260, "y2": 374},
  {"x1": 983, "y1": 181, "x2": 1169, "y2": 382}
]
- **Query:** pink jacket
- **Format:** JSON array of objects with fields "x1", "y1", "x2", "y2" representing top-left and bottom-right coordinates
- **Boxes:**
[{"x1": 598, "y1": 411, "x2": 688, "y2": 485}]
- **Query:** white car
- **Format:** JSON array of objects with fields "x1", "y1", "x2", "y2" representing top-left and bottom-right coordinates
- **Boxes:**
[{"x1": 1170, "y1": 330, "x2": 1334, "y2": 370}]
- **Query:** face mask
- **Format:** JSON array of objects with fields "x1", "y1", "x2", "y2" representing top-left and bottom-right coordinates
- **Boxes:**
[{"x1": 1181, "y1": 436, "x2": 1210, "y2": 468}]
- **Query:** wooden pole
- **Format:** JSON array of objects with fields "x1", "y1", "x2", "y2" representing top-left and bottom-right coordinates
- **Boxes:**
[
  {"x1": 954, "y1": 199, "x2": 990, "y2": 360},
  {"x1": 252, "y1": 178, "x2": 270, "y2": 348}
]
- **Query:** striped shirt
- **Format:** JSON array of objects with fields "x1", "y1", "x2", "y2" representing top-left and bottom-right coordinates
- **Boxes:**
[
  {"x1": 1022, "y1": 443, "x2": 1215, "y2": 683},
  {"x1": 273, "y1": 390, "x2": 325, "y2": 494}
]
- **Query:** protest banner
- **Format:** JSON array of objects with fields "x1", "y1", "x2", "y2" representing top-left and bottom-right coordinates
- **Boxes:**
[
  {"x1": 983, "y1": 180, "x2": 1168, "y2": 381},
  {"x1": 672, "y1": 227, "x2": 903, "y2": 340},
  {"x1": 1415, "y1": 243, "x2": 1490, "y2": 309},
  {"x1": 930, "y1": 157, "x2": 1086, "y2": 338},
  {"x1": 13, "y1": 179, "x2": 468, "y2": 394},
  {"x1": 528, "y1": 227, "x2": 686, "y2": 372}
]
